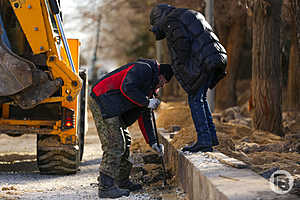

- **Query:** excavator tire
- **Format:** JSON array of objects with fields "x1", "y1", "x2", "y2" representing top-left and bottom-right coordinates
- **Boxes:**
[{"x1": 37, "y1": 135, "x2": 80, "y2": 175}]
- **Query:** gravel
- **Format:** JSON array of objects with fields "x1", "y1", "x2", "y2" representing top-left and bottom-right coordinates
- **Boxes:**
[{"x1": 0, "y1": 121, "x2": 186, "y2": 200}]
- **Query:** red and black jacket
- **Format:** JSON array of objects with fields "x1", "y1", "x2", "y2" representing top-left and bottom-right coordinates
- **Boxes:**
[{"x1": 90, "y1": 58, "x2": 159, "y2": 146}]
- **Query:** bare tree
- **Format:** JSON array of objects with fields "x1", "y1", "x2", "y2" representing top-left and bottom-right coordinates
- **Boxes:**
[
  {"x1": 69, "y1": 0, "x2": 132, "y2": 65},
  {"x1": 249, "y1": 0, "x2": 283, "y2": 136},
  {"x1": 214, "y1": 0, "x2": 248, "y2": 111},
  {"x1": 90, "y1": 13, "x2": 102, "y2": 84},
  {"x1": 287, "y1": 0, "x2": 300, "y2": 111}
]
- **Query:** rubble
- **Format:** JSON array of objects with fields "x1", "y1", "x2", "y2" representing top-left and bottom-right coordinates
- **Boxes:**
[{"x1": 130, "y1": 100, "x2": 300, "y2": 197}]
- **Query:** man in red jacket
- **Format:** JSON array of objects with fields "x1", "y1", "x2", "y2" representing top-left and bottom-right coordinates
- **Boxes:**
[{"x1": 89, "y1": 58, "x2": 173, "y2": 199}]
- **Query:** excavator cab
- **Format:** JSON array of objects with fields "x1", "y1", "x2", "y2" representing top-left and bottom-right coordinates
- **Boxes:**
[{"x1": 0, "y1": 0, "x2": 88, "y2": 174}]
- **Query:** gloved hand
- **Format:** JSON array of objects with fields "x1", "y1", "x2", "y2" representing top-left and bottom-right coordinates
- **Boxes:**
[
  {"x1": 151, "y1": 143, "x2": 164, "y2": 156},
  {"x1": 147, "y1": 98, "x2": 161, "y2": 110}
]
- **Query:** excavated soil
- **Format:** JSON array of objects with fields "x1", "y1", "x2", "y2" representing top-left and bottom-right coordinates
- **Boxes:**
[
  {"x1": 129, "y1": 126, "x2": 182, "y2": 198},
  {"x1": 131, "y1": 101, "x2": 300, "y2": 196},
  {"x1": 130, "y1": 81, "x2": 300, "y2": 197}
]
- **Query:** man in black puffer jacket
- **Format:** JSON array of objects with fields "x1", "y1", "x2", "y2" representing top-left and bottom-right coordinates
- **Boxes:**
[
  {"x1": 149, "y1": 4, "x2": 227, "y2": 153},
  {"x1": 89, "y1": 58, "x2": 173, "y2": 199}
]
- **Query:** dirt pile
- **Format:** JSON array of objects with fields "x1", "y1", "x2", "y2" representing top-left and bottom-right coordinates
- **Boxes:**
[
  {"x1": 149, "y1": 100, "x2": 300, "y2": 196},
  {"x1": 129, "y1": 80, "x2": 299, "y2": 196}
]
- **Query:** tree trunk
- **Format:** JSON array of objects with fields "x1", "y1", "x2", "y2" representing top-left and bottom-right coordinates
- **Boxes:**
[
  {"x1": 213, "y1": 0, "x2": 248, "y2": 111},
  {"x1": 287, "y1": 0, "x2": 300, "y2": 111},
  {"x1": 297, "y1": 0, "x2": 300, "y2": 62},
  {"x1": 287, "y1": 41, "x2": 300, "y2": 111},
  {"x1": 251, "y1": 0, "x2": 283, "y2": 136},
  {"x1": 297, "y1": 0, "x2": 300, "y2": 111},
  {"x1": 215, "y1": 15, "x2": 247, "y2": 111}
]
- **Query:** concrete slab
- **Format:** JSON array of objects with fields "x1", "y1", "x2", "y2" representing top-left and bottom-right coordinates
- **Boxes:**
[{"x1": 158, "y1": 132, "x2": 298, "y2": 200}]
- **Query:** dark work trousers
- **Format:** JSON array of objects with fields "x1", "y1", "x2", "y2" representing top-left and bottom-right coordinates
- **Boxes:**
[
  {"x1": 188, "y1": 84, "x2": 219, "y2": 147},
  {"x1": 88, "y1": 97, "x2": 132, "y2": 183}
]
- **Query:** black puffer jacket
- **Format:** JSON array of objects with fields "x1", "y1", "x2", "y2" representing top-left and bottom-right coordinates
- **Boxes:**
[{"x1": 152, "y1": 7, "x2": 227, "y2": 94}]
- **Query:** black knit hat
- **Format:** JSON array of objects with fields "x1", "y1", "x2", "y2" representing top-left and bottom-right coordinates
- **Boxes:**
[{"x1": 159, "y1": 64, "x2": 173, "y2": 82}]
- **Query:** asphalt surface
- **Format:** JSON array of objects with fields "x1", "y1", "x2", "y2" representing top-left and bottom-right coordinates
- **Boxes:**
[
  {"x1": 0, "y1": 120, "x2": 186, "y2": 200},
  {"x1": 0, "y1": 120, "x2": 102, "y2": 199}
]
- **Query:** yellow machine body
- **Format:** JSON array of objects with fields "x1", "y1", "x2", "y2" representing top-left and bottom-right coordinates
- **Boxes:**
[{"x1": 0, "y1": 0, "x2": 84, "y2": 145}]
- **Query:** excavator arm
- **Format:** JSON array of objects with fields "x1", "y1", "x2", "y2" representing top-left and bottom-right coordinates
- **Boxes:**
[
  {"x1": 0, "y1": 0, "x2": 88, "y2": 174},
  {"x1": 2, "y1": 0, "x2": 82, "y2": 109}
]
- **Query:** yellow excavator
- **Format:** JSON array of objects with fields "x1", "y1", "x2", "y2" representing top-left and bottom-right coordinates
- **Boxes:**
[{"x1": 0, "y1": 0, "x2": 88, "y2": 174}]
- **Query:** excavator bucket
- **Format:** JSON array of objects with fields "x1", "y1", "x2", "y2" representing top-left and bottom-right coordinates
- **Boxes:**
[{"x1": 0, "y1": 16, "x2": 33, "y2": 96}]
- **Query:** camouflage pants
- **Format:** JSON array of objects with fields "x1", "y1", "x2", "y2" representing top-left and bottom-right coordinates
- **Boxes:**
[{"x1": 88, "y1": 97, "x2": 132, "y2": 181}]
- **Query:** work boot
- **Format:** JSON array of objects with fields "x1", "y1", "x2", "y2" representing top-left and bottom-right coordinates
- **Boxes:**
[
  {"x1": 117, "y1": 179, "x2": 142, "y2": 192},
  {"x1": 182, "y1": 142, "x2": 213, "y2": 153},
  {"x1": 98, "y1": 173, "x2": 130, "y2": 199}
]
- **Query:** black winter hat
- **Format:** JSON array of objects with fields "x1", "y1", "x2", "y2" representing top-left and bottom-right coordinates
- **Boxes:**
[
  {"x1": 150, "y1": 4, "x2": 176, "y2": 26},
  {"x1": 150, "y1": 4, "x2": 176, "y2": 40},
  {"x1": 159, "y1": 64, "x2": 173, "y2": 82}
]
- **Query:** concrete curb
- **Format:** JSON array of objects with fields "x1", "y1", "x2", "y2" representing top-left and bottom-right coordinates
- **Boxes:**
[{"x1": 159, "y1": 132, "x2": 298, "y2": 200}]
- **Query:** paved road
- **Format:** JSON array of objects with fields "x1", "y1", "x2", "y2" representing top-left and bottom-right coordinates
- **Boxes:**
[
  {"x1": 0, "y1": 120, "x2": 185, "y2": 200},
  {"x1": 0, "y1": 120, "x2": 103, "y2": 200}
]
